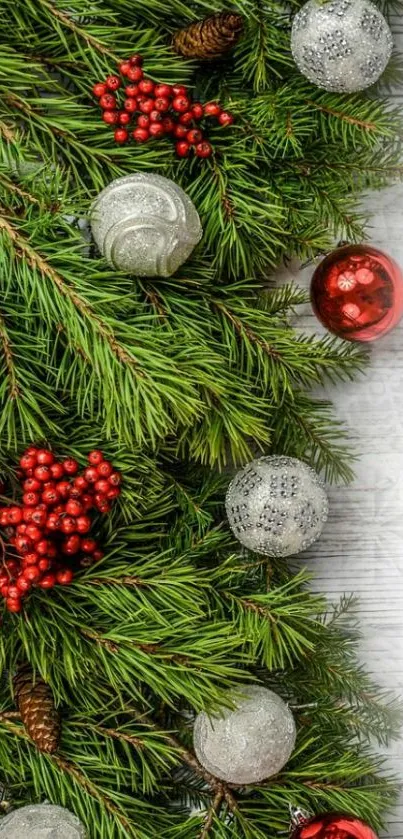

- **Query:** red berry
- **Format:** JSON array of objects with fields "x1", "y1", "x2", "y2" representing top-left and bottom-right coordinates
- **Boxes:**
[
  {"x1": 0, "y1": 584, "x2": 9, "y2": 597},
  {"x1": 172, "y1": 95, "x2": 191, "y2": 113},
  {"x1": 149, "y1": 110, "x2": 162, "y2": 123},
  {"x1": 22, "y1": 492, "x2": 40, "y2": 507},
  {"x1": 8, "y1": 506, "x2": 23, "y2": 525},
  {"x1": 132, "y1": 127, "x2": 149, "y2": 143},
  {"x1": 81, "y1": 493, "x2": 94, "y2": 511},
  {"x1": 46, "y1": 513, "x2": 61, "y2": 530},
  {"x1": 76, "y1": 515, "x2": 91, "y2": 534},
  {"x1": 25, "y1": 525, "x2": 43, "y2": 543},
  {"x1": 172, "y1": 84, "x2": 187, "y2": 96},
  {"x1": 173, "y1": 124, "x2": 188, "y2": 139},
  {"x1": 38, "y1": 558, "x2": 52, "y2": 572},
  {"x1": 46, "y1": 544, "x2": 57, "y2": 559},
  {"x1": 62, "y1": 534, "x2": 81, "y2": 554},
  {"x1": 94, "y1": 479, "x2": 110, "y2": 494},
  {"x1": 8, "y1": 584, "x2": 21, "y2": 599},
  {"x1": 139, "y1": 98, "x2": 155, "y2": 115},
  {"x1": 66, "y1": 499, "x2": 83, "y2": 517},
  {"x1": 204, "y1": 102, "x2": 221, "y2": 117},
  {"x1": 218, "y1": 111, "x2": 234, "y2": 126},
  {"x1": 6, "y1": 598, "x2": 22, "y2": 612},
  {"x1": 154, "y1": 83, "x2": 172, "y2": 98},
  {"x1": 22, "y1": 508, "x2": 34, "y2": 523},
  {"x1": 107, "y1": 486, "x2": 121, "y2": 499},
  {"x1": 154, "y1": 96, "x2": 170, "y2": 113},
  {"x1": 63, "y1": 458, "x2": 79, "y2": 475},
  {"x1": 118, "y1": 61, "x2": 131, "y2": 76},
  {"x1": 192, "y1": 103, "x2": 204, "y2": 120},
  {"x1": 114, "y1": 128, "x2": 129, "y2": 144},
  {"x1": 81, "y1": 538, "x2": 97, "y2": 554},
  {"x1": 20, "y1": 454, "x2": 36, "y2": 471},
  {"x1": 195, "y1": 141, "x2": 213, "y2": 158},
  {"x1": 36, "y1": 539, "x2": 51, "y2": 556},
  {"x1": 129, "y1": 54, "x2": 143, "y2": 66},
  {"x1": 74, "y1": 476, "x2": 89, "y2": 491},
  {"x1": 162, "y1": 116, "x2": 175, "y2": 133},
  {"x1": 31, "y1": 507, "x2": 47, "y2": 527},
  {"x1": 124, "y1": 84, "x2": 139, "y2": 97},
  {"x1": 127, "y1": 66, "x2": 143, "y2": 82},
  {"x1": 109, "y1": 472, "x2": 122, "y2": 486},
  {"x1": 42, "y1": 488, "x2": 60, "y2": 506},
  {"x1": 34, "y1": 465, "x2": 52, "y2": 482},
  {"x1": 15, "y1": 535, "x2": 32, "y2": 554},
  {"x1": 106, "y1": 75, "x2": 121, "y2": 91},
  {"x1": 179, "y1": 111, "x2": 194, "y2": 126},
  {"x1": 23, "y1": 565, "x2": 41, "y2": 582},
  {"x1": 56, "y1": 568, "x2": 74, "y2": 585},
  {"x1": 187, "y1": 129, "x2": 203, "y2": 144},
  {"x1": 16, "y1": 576, "x2": 31, "y2": 593},
  {"x1": 124, "y1": 97, "x2": 138, "y2": 113},
  {"x1": 50, "y1": 462, "x2": 64, "y2": 479},
  {"x1": 118, "y1": 111, "x2": 131, "y2": 125},
  {"x1": 39, "y1": 573, "x2": 57, "y2": 589},
  {"x1": 92, "y1": 549, "x2": 104, "y2": 562},
  {"x1": 99, "y1": 93, "x2": 117, "y2": 110},
  {"x1": 5, "y1": 558, "x2": 18, "y2": 573},
  {"x1": 36, "y1": 449, "x2": 54, "y2": 466},
  {"x1": 61, "y1": 516, "x2": 76, "y2": 535},
  {"x1": 93, "y1": 82, "x2": 107, "y2": 97},
  {"x1": 138, "y1": 79, "x2": 155, "y2": 95},
  {"x1": 137, "y1": 114, "x2": 150, "y2": 129},
  {"x1": 84, "y1": 467, "x2": 99, "y2": 484},
  {"x1": 22, "y1": 552, "x2": 39, "y2": 566},
  {"x1": 95, "y1": 493, "x2": 110, "y2": 512},
  {"x1": 102, "y1": 110, "x2": 119, "y2": 125},
  {"x1": 149, "y1": 123, "x2": 164, "y2": 138},
  {"x1": 97, "y1": 461, "x2": 113, "y2": 478},
  {"x1": 57, "y1": 480, "x2": 71, "y2": 497}
]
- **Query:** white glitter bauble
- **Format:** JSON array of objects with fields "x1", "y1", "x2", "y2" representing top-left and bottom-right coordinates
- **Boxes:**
[
  {"x1": 193, "y1": 685, "x2": 296, "y2": 784},
  {"x1": 0, "y1": 804, "x2": 86, "y2": 838},
  {"x1": 90, "y1": 173, "x2": 202, "y2": 276},
  {"x1": 226, "y1": 456, "x2": 328, "y2": 556},
  {"x1": 291, "y1": 0, "x2": 393, "y2": 92}
]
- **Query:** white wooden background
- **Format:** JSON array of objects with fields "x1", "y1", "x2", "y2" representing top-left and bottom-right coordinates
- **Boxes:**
[{"x1": 274, "y1": 30, "x2": 403, "y2": 828}]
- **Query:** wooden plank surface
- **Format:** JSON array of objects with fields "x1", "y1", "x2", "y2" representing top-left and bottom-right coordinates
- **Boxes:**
[{"x1": 274, "y1": 184, "x2": 403, "y2": 837}]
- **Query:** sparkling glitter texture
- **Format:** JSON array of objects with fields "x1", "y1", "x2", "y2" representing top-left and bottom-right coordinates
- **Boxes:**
[
  {"x1": 311, "y1": 244, "x2": 403, "y2": 342},
  {"x1": 225, "y1": 456, "x2": 328, "y2": 557},
  {"x1": 193, "y1": 685, "x2": 296, "y2": 784},
  {"x1": 290, "y1": 811, "x2": 379, "y2": 839},
  {"x1": 0, "y1": 804, "x2": 86, "y2": 839},
  {"x1": 90, "y1": 173, "x2": 202, "y2": 276},
  {"x1": 291, "y1": 0, "x2": 392, "y2": 92}
]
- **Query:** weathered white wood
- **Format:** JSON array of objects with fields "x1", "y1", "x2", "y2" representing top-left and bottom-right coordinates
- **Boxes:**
[{"x1": 274, "y1": 179, "x2": 403, "y2": 836}]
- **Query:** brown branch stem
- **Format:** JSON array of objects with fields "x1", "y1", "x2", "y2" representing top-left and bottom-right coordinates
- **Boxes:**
[
  {"x1": 199, "y1": 790, "x2": 224, "y2": 838},
  {"x1": 53, "y1": 756, "x2": 134, "y2": 834},
  {"x1": 305, "y1": 100, "x2": 377, "y2": 130},
  {"x1": 0, "y1": 313, "x2": 20, "y2": 399},
  {"x1": 213, "y1": 300, "x2": 282, "y2": 361},
  {"x1": 38, "y1": 0, "x2": 119, "y2": 61}
]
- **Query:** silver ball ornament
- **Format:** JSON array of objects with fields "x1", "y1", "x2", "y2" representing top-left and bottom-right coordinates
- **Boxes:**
[
  {"x1": 226, "y1": 456, "x2": 328, "y2": 556},
  {"x1": 291, "y1": 0, "x2": 393, "y2": 92},
  {"x1": 0, "y1": 804, "x2": 86, "y2": 838},
  {"x1": 193, "y1": 685, "x2": 296, "y2": 784},
  {"x1": 90, "y1": 173, "x2": 202, "y2": 276}
]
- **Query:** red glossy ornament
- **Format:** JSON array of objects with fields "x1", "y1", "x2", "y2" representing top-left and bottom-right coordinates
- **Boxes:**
[
  {"x1": 311, "y1": 245, "x2": 403, "y2": 342},
  {"x1": 290, "y1": 812, "x2": 378, "y2": 839}
]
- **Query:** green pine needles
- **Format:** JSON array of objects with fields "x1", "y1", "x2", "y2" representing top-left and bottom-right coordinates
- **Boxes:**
[{"x1": 0, "y1": 0, "x2": 401, "y2": 836}]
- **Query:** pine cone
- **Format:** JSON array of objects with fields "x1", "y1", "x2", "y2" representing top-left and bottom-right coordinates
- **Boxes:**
[
  {"x1": 14, "y1": 665, "x2": 61, "y2": 754},
  {"x1": 172, "y1": 12, "x2": 244, "y2": 60}
]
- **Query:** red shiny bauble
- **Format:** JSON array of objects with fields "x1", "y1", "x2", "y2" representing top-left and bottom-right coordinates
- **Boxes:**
[
  {"x1": 291, "y1": 812, "x2": 379, "y2": 839},
  {"x1": 311, "y1": 245, "x2": 403, "y2": 342}
]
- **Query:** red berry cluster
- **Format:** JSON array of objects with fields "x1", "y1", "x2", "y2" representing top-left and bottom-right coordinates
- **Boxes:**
[
  {"x1": 0, "y1": 448, "x2": 122, "y2": 614},
  {"x1": 92, "y1": 54, "x2": 234, "y2": 158}
]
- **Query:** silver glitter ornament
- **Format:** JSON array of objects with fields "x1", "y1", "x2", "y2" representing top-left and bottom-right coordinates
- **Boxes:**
[
  {"x1": 0, "y1": 804, "x2": 86, "y2": 838},
  {"x1": 90, "y1": 173, "x2": 202, "y2": 276},
  {"x1": 193, "y1": 684, "x2": 296, "y2": 784},
  {"x1": 226, "y1": 456, "x2": 328, "y2": 556},
  {"x1": 291, "y1": 0, "x2": 393, "y2": 92}
]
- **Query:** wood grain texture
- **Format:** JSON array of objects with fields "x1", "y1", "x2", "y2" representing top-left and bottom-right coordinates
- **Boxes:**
[{"x1": 274, "y1": 182, "x2": 403, "y2": 836}]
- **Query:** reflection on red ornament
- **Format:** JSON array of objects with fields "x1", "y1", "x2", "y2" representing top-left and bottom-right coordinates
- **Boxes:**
[
  {"x1": 310, "y1": 245, "x2": 403, "y2": 341},
  {"x1": 290, "y1": 812, "x2": 378, "y2": 839}
]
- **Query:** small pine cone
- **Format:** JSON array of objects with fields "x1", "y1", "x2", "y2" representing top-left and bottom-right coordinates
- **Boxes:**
[
  {"x1": 14, "y1": 665, "x2": 61, "y2": 754},
  {"x1": 172, "y1": 12, "x2": 244, "y2": 60}
]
